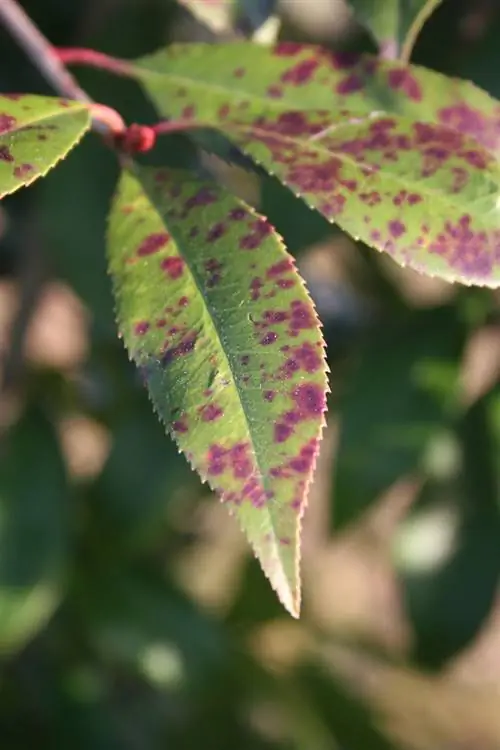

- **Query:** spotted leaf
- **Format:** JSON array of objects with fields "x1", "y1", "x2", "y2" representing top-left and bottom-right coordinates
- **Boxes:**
[
  {"x1": 133, "y1": 42, "x2": 500, "y2": 154},
  {"x1": 0, "y1": 95, "x2": 90, "y2": 199},
  {"x1": 348, "y1": 0, "x2": 443, "y2": 60},
  {"x1": 107, "y1": 166, "x2": 328, "y2": 617}
]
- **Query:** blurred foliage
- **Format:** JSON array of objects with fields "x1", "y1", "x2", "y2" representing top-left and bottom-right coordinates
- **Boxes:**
[{"x1": 2, "y1": 0, "x2": 500, "y2": 748}]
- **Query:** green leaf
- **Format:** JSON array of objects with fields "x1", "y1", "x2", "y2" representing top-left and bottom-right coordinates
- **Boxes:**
[
  {"x1": 133, "y1": 42, "x2": 500, "y2": 154},
  {"x1": 107, "y1": 165, "x2": 328, "y2": 617},
  {"x1": 333, "y1": 306, "x2": 464, "y2": 530},
  {"x1": 0, "y1": 94, "x2": 90, "y2": 199},
  {"x1": 0, "y1": 408, "x2": 69, "y2": 653},
  {"x1": 348, "y1": 0, "x2": 444, "y2": 60}
]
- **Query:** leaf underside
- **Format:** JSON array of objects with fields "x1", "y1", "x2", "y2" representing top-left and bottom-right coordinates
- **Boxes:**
[
  {"x1": 133, "y1": 43, "x2": 500, "y2": 287},
  {"x1": 0, "y1": 95, "x2": 90, "y2": 199},
  {"x1": 107, "y1": 165, "x2": 328, "y2": 616}
]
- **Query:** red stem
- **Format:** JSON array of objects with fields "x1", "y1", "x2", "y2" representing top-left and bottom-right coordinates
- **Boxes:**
[{"x1": 56, "y1": 47, "x2": 134, "y2": 77}]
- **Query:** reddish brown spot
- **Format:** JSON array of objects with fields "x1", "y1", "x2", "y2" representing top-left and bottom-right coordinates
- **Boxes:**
[
  {"x1": 336, "y1": 74, "x2": 363, "y2": 95},
  {"x1": 260, "y1": 331, "x2": 278, "y2": 346},
  {"x1": 206, "y1": 222, "x2": 226, "y2": 242},
  {"x1": 233, "y1": 67, "x2": 246, "y2": 78},
  {"x1": 178, "y1": 296, "x2": 189, "y2": 307},
  {"x1": 389, "y1": 220, "x2": 406, "y2": 239},
  {"x1": 290, "y1": 300, "x2": 316, "y2": 332},
  {"x1": 0, "y1": 114, "x2": 16, "y2": 134},
  {"x1": 267, "y1": 259, "x2": 293, "y2": 278},
  {"x1": 0, "y1": 146, "x2": 13, "y2": 162},
  {"x1": 134, "y1": 321, "x2": 149, "y2": 335},
  {"x1": 138, "y1": 232, "x2": 169, "y2": 256},
  {"x1": 239, "y1": 218, "x2": 273, "y2": 250},
  {"x1": 264, "y1": 390, "x2": 276, "y2": 402},
  {"x1": 161, "y1": 256, "x2": 185, "y2": 279},
  {"x1": 274, "y1": 423, "x2": 293, "y2": 443},
  {"x1": 274, "y1": 42, "x2": 303, "y2": 57},
  {"x1": 387, "y1": 69, "x2": 422, "y2": 101},
  {"x1": 250, "y1": 277, "x2": 264, "y2": 301},
  {"x1": 229, "y1": 207, "x2": 246, "y2": 221},
  {"x1": 281, "y1": 58, "x2": 319, "y2": 85},
  {"x1": 201, "y1": 404, "x2": 223, "y2": 422},
  {"x1": 293, "y1": 383, "x2": 325, "y2": 416},
  {"x1": 172, "y1": 418, "x2": 188, "y2": 433},
  {"x1": 13, "y1": 163, "x2": 33, "y2": 178},
  {"x1": 162, "y1": 334, "x2": 197, "y2": 366}
]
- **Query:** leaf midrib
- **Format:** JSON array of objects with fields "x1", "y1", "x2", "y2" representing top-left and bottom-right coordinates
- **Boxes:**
[
  {"x1": 0, "y1": 100, "x2": 88, "y2": 137},
  {"x1": 136, "y1": 171, "x2": 276, "y2": 497}
]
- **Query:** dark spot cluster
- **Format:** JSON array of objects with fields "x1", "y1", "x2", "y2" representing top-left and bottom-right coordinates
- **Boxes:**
[
  {"x1": 270, "y1": 438, "x2": 318, "y2": 483},
  {"x1": 161, "y1": 332, "x2": 197, "y2": 367},
  {"x1": 239, "y1": 218, "x2": 273, "y2": 250},
  {"x1": 427, "y1": 214, "x2": 497, "y2": 280},
  {"x1": 438, "y1": 103, "x2": 500, "y2": 153},
  {"x1": 273, "y1": 383, "x2": 326, "y2": 444},
  {"x1": 387, "y1": 69, "x2": 422, "y2": 101}
]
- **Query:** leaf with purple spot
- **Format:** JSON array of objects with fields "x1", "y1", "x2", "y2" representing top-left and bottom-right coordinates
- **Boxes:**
[
  {"x1": 107, "y1": 165, "x2": 328, "y2": 616},
  {"x1": 348, "y1": 0, "x2": 443, "y2": 60},
  {"x1": 132, "y1": 42, "x2": 500, "y2": 154},
  {"x1": 0, "y1": 95, "x2": 90, "y2": 199}
]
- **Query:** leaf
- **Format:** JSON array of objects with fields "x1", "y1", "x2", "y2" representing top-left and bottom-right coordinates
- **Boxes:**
[
  {"x1": 348, "y1": 0, "x2": 444, "y2": 60},
  {"x1": 176, "y1": 0, "x2": 235, "y2": 33},
  {"x1": 133, "y1": 42, "x2": 500, "y2": 154},
  {"x1": 0, "y1": 95, "x2": 90, "y2": 199},
  {"x1": 107, "y1": 165, "x2": 328, "y2": 616},
  {"x1": 141, "y1": 83, "x2": 500, "y2": 287},
  {"x1": 333, "y1": 306, "x2": 464, "y2": 530},
  {"x1": 0, "y1": 408, "x2": 69, "y2": 653}
]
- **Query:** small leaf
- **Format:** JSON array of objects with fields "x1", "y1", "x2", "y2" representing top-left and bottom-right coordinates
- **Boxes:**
[
  {"x1": 0, "y1": 94, "x2": 90, "y2": 199},
  {"x1": 177, "y1": 0, "x2": 235, "y2": 32},
  {"x1": 348, "y1": 0, "x2": 444, "y2": 60},
  {"x1": 107, "y1": 165, "x2": 328, "y2": 616},
  {"x1": 133, "y1": 42, "x2": 500, "y2": 154},
  {"x1": 0, "y1": 408, "x2": 69, "y2": 653}
]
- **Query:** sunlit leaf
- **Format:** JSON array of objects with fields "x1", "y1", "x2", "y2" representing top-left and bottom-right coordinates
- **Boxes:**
[
  {"x1": 348, "y1": 0, "x2": 444, "y2": 60},
  {"x1": 107, "y1": 165, "x2": 328, "y2": 616},
  {"x1": 140, "y1": 82, "x2": 500, "y2": 287},
  {"x1": 0, "y1": 95, "x2": 90, "y2": 199},
  {"x1": 133, "y1": 42, "x2": 500, "y2": 154},
  {"x1": 0, "y1": 408, "x2": 69, "y2": 653}
]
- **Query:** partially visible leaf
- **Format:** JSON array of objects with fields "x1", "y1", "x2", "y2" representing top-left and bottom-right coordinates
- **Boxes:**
[
  {"x1": 348, "y1": 0, "x2": 443, "y2": 60},
  {"x1": 142, "y1": 87, "x2": 500, "y2": 287},
  {"x1": 177, "y1": 0, "x2": 235, "y2": 33},
  {"x1": 0, "y1": 95, "x2": 90, "y2": 198},
  {"x1": 107, "y1": 166, "x2": 328, "y2": 616},
  {"x1": 333, "y1": 306, "x2": 464, "y2": 530},
  {"x1": 134, "y1": 42, "x2": 500, "y2": 154},
  {"x1": 0, "y1": 408, "x2": 69, "y2": 653}
]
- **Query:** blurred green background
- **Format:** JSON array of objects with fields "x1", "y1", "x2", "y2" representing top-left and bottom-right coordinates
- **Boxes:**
[{"x1": 2, "y1": 0, "x2": 500, "y2": 747}]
